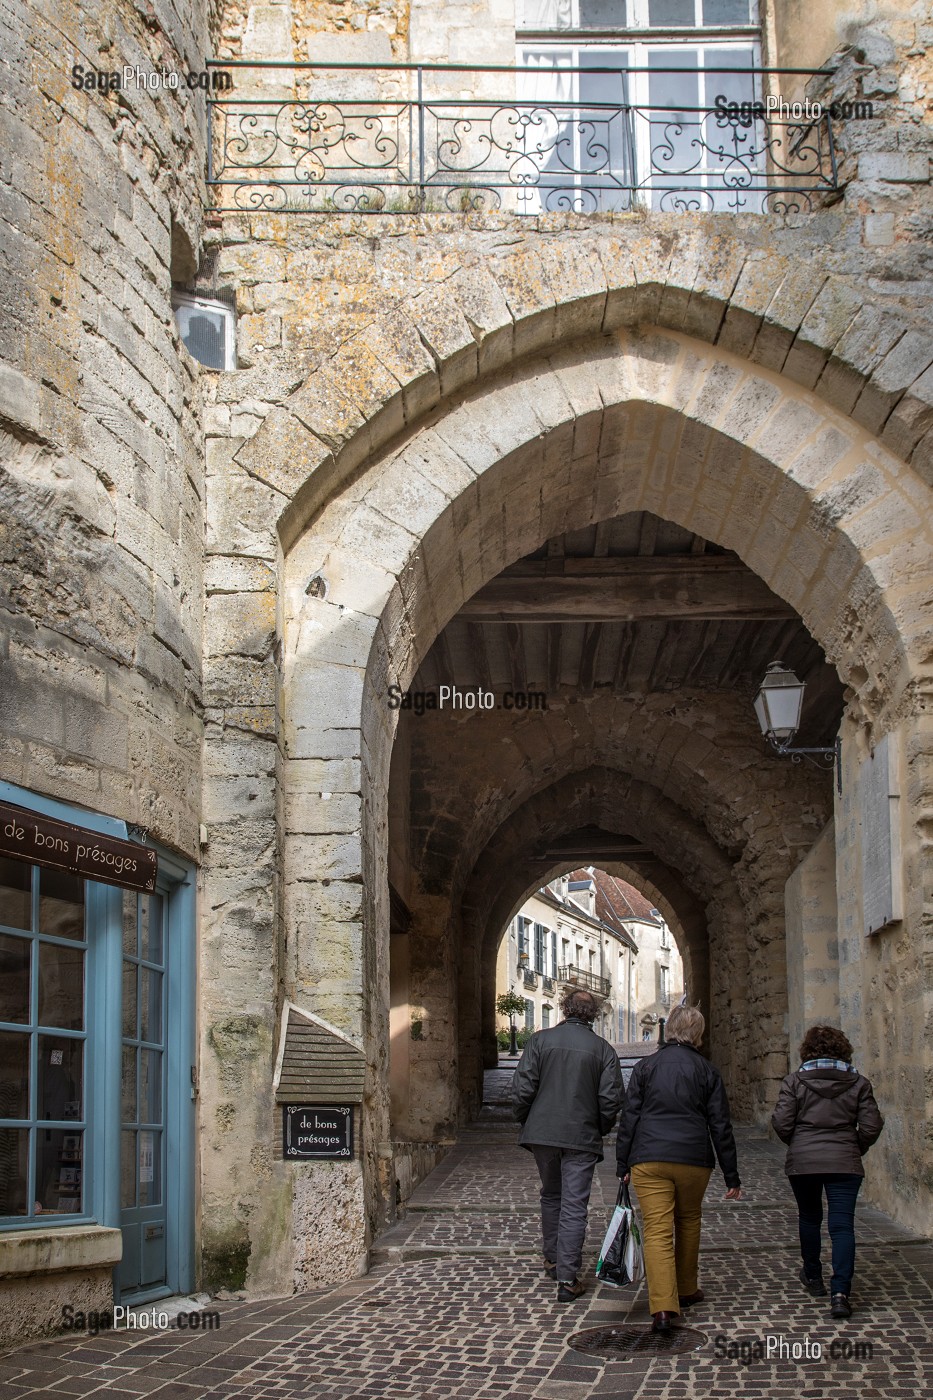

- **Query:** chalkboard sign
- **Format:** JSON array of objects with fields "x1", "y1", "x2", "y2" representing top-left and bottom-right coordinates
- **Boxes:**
[{"x1": 283, "y1": 1105, "x2": 353, "y2": 1160}]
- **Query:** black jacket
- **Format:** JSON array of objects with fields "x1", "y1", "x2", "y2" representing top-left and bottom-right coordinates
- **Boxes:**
[
  {"x1": 771, "y1": 1066, "x2": 884, "y2": 1176},
  {"x1": 615, "y1": 1042, "x2": 741, "y2": 1188},
  {"x1": 512, "y1": 1018, "x2": 623, "y2": 1158}
]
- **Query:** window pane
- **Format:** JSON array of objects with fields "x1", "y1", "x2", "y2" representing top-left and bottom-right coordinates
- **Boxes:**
[
  {"x1": 38, "y1": 869, "x2": 84, "y2": 941},
  {"x1": 141, "y1": 895, "x2": 163, "y2": 964},
  {"x1": 703, "y1": 0, "x2": 749, "y2": 21},
  {"x1": 579, "y1": 0, "x2": 627, "y2": 23},
  {"x1": 0, "y1": 1127, "x2": 28, "y2": 1214},
  {"x1": 140, "y1": 1048, "x2": 162, "y2": 1124},
  {"x1": 0, "y1": 858, "x2": 31, "y2": 931},
  {"x1": 122, "y1": 1130, "x2": 137, "y2": 1207},
  {"x1": 140, "y1": 969, "x2": 162, "y2": 1044},
  {"x1": 123, "y1": 961, "x2": 137, "y2": 1039},
  {"x1": 648, "y1": 0, "x2": 695, "y2": 24},
  {"x1": 0, "y1": 1031, "x2": 29, "y2": 1118},
  {"x1": 37, "y1": 1129, "x2": 83, "y2": 1214},
  {"x1": 0, "y1": 934, "x2": 30, "y2": 1023},
  {"x1": 38, "y1": 943, "x2": 84, "y2": 1031},
  {"x1": 122, "y1": 893, "x2": 138, "y2": 956},
  {"x1": 138, "y1": 1129, "x2": 161, "y2": 1207},
  {"x1": 122, "y1": 1046, "x2": 137, "y2": 1123},
  {"x1": 38, "y1": 1036, "x2": 83, "y2": 1123},
  {"x1": 519, "y1": 0, "x2": 574, "y2": 26}
]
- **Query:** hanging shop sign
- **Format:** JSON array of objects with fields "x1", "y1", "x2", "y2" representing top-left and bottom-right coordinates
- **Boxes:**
[
  {"x1": 283, "y1": 1105, "x2": 353, "y2": 1160},
  {"x1": 0, "y1": 801, "x2": 158, "y2": 893}
]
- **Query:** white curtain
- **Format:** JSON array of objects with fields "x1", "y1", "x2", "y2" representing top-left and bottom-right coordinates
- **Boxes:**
[
  {"x1": 520, "y1": 0, "x2": 575, "y2": 29},
  {"x1": 518, "y1": 49, "x2": 575, "y2": 104}
]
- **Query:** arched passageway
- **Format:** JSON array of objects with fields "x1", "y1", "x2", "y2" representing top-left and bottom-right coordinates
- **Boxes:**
[{"x1": 264, "y1": 319, "x2": 932, "y2": 1283}]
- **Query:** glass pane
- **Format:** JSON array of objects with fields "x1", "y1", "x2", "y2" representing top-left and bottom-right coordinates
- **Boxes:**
[
  {"x1": 0, "y1": 934, "x2": 30, "y2": 1023},
  {"x1": 648, "y1": 0, "x2": 695, "y2": 23},
  {"x1": 141, "y1": 894, "x2": 163, "y2": 964},
  {"x1": 122, "y1": 892, "x2": 138, "y2": 956},
  {"x1": 38, "y1": 943, "x2": 84, "y2": 1031},
  {"x1": 121, "y1": 1130, "x2": 136, "y2": 1208},
  {"x1": 0, "y1": 1031, "x2": 29, "y2": 1118},
  {"x1": 37, "y1": 1129, "x2": 83, "y2": 1214},
  {"x1": 519, "y1": 0, "x2": 574, "y2": 26},
  {"x1": 122, "y1": 1045, "x2": 137, "y2": 1123},
  {"x1": 138, "y1": 1130, "x2": 161, "y2": 1207},
  {"x1": 38, "y1": 869, "x2": 84, "y2": 941},
  {"x1": 140, "y1": 1048, "x2": 162, "y2": 1124},
  {"x1": 0, "y1": 1127, "x2": 28, "y2": 1214},
  {"x1": 123, "y1": 961, "x2": 137, "y2": 1039},
  {"x1": 0, "y1": 858, "x2": 31, "y2": 931},
  {"x1": 38, "y1": 1036, "x2": 82, "y2": 1123},
  {"x1": 703, "y1": 0, "x2": 749, "y2": 21},
  {"x1": 579, "y1": 0, "x2": 627, "y2": 23},
  {"x1": 140, "y1": 969, "x2": 162, "y2": 1044}
]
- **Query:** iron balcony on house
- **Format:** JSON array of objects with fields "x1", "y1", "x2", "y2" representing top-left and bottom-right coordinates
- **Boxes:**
[
  {"x1": 206, "y1": 61, "x2": 838, "y2": 216},
  {"x1": 558, "y1": 964, "x2": 612, "y2": 998}
]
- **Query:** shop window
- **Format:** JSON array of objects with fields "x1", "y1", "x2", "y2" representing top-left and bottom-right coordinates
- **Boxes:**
[{"x1": 0, "y1": 861, "x2": 87, "y2": 1220}]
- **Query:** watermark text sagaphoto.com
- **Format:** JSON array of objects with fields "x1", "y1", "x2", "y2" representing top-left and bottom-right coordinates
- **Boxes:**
[
  {"x1": 60, "y1": 1305, "x2": 221, "y2": 1335},
  {"x1": 714, "y1": 1333, "x2": 875, "y2": 1366},
  {"x1": 387, "y1": 685, "x2": 547, "y2": 715}
]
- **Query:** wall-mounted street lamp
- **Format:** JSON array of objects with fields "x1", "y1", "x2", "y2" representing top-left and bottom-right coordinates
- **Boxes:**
[{"x1": 753, "y1": 661, "x2": 842, "y2": 794}]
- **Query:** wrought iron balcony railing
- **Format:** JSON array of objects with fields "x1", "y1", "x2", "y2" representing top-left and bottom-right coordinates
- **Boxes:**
[
  {"x1": 557, "y1": 964, "x2": 612, "y2": 998},
  {"x1": 206, "y1": 62, "x2": 838, "y2": 216},
  {"x1": 542, "y1": 975, "x2": 556, "y2": 995},
  {"x1": 523, "y1": 968, "x2": 539, "y2": 989}
]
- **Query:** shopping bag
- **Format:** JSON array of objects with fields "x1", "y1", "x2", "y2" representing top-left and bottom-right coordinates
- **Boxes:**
[{"x1": 596, "y1": 1181, "x2": 645, "y2": 1287}]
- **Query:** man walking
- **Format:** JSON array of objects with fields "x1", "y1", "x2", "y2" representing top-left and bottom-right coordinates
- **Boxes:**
[{"x1": 512, "y1": 988, "x2": 623, "y2": 1301}]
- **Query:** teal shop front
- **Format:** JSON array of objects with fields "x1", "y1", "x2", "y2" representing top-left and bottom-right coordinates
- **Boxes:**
[{"x1": 0, "y1": 781, "x2": 196, "y2": 1308}]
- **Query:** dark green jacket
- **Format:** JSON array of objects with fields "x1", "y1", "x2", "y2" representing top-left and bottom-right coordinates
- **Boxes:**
[{"x1": 512, "y1": 1018, "x2": 623, "y2": 1158}]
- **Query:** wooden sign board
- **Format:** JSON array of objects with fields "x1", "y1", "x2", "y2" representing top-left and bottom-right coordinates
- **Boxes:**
[
  {"x1": 0, "y1": 801, "x2": 157, "y2": 893},
  {"x1": 283, "y1": 1105, "x2": 353, "y2": 1160}
]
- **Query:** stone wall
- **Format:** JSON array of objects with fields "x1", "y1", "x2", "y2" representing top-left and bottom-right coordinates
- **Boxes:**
[
  {"x1": 0, "y1": 0, "x2": 210, "y2": 857},
  {"x1": 784, "y1": 818, "x2": 840, "y2": 1056}
]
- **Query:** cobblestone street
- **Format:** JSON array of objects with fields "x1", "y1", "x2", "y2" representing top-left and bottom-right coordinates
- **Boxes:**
[{"x1": 2, "y1": 1070, "x2": 931, "y2": 1400}]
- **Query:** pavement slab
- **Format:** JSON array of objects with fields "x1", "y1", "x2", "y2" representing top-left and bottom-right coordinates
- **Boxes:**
[{"x1": 2, "y1": 1068, "x2": 931, "y2": 1399}]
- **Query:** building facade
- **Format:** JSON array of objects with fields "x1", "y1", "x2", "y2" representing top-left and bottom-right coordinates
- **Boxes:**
[
  {"x1": 2, "y1": 0, "x2": 933, "y2": 1349},
  {"x1": 495, "y1": 871, "x2": 684, "y2": 1042}
]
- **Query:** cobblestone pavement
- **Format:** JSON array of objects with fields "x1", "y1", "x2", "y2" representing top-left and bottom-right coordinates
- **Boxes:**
[{"x1": 2, "y1": 1067, "x2": 931, "y2": 1400}]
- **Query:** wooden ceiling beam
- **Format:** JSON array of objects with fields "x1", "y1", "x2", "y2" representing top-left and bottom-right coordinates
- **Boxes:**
[{"x1": 461, "y1": 557, "x2": 796, "y2": 624}]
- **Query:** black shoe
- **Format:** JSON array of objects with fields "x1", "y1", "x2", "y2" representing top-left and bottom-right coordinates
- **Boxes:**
[
  {"x1": 831, "y1": 1293, "x2": 852, "y2": 1319},
  {"x1": 800, "y1": 1267, "x2": 827, "y2": 1297},
  {"x1": 679, "y1": 1290, "x2": 704, "y2": 1307},
  {"x1": 557, "y1": 1278, "x2": 585, "y2": 1303},
  {"x1": 543, "y1": 1259, "x2": 557, "y2": 1280},
  {"x1": 651, "y1": 1311, "x2": 673, "y2": 1334}
]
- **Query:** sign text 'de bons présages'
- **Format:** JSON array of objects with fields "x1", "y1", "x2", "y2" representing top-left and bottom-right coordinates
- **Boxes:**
[{"x1": 0, "y1": 802, "x2": 158, "y2": 893}]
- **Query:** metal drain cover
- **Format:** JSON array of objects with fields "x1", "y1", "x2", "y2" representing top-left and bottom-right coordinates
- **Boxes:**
[{"x1": 568, "y1": 1324, "x2": 707, "y2": 1358}]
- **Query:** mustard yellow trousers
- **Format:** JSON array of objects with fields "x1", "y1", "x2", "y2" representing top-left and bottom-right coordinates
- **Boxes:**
[{"x1": 631, "y1": 1161, "x2": 713, "y2": 1315}]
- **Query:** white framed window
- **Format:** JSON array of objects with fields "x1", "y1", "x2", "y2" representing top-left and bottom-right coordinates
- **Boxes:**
[
  {"x1": 172, "y1": 292, "x2": 236, "y2": 371},
  {"x1": 516, "y1": 0, "x2": 762, "y2": 212}
]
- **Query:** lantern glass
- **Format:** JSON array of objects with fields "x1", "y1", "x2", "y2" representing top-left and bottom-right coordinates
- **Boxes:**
[{"x1": 754, "y1": 663, "x2": 805, "y2": 743}]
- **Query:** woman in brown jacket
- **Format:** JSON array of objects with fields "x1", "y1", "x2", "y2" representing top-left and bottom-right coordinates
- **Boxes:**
[{"x1": 772, "y1": 1025, "x2": 884, "y2": 1319}]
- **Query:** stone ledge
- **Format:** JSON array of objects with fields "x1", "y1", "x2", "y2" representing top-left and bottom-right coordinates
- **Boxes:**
[{"x1": 0, "y1": 1226, "x2": 122, "y2": 1278}]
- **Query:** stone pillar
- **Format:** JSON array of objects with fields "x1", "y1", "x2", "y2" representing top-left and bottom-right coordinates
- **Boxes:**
[{"x1": 784, "y1": 818, "x2": 840, "y2": 1057}]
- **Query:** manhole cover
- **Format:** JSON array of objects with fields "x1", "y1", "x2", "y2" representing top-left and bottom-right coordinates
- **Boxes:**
[{"x1": 568, "y1": 1324, "x2": 707, "y2": 1358}]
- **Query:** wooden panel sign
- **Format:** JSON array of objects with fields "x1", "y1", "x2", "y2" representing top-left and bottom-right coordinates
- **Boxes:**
[
  {"x1": 0, "y1": 801, "x2": 158, "y2": 893},
  {"x1": 283, "y1": 1105, "x2": 353, "y2": 1160}
]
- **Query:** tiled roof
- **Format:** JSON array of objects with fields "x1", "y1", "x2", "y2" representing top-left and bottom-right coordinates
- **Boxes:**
[{"x1": 568, "y1": 867, "x2": 661, "y2": 930}]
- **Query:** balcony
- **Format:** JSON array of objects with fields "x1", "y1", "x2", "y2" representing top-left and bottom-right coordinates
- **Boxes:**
[
  {"x1": 558, "y1": 964, "x2": 611, "y2": 998},
  {"x1": 523, "y1": 968, "x2": 538, "y2": 990},
  {"x1": 206, "y1": 62, "x2": 838, "y2": 215},
  {"x1": 542, "y1": 976, "x2": 555, "y2": 995}
]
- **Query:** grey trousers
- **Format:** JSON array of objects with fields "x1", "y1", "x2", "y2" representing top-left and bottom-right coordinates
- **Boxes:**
[{"x1": 531, "y1": 1145, "x2": 600, "y2": 1283}]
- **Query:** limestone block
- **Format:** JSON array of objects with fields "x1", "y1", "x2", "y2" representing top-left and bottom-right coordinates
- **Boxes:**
[
  {"x1": 205, "y1": 655, "x2": 277, "y2": 708},
  {"x1": 407, "y1": 284, "x2": 479, "y2": 397},
  {"x1": 859, "y1": 152, "x2": 930, "y2": 183},
  {"x1": 295, "y1": 597, "x2": 379, "y2": 668},
  {"x1": 204, "y1": 589, "x2": 276, "y2": 662},
  {"x1": 203, "y1": 774, "x2": 276, "y2": 825},
  {"x1": 285, "y1": 662, "x2": 365, "y2": 758},
  {"x1": 284, "y1": 792, "x2": 363, "y2": 835},
  {"x1": 289, "y1": 364, "x2": 370, "y2": 456},
  {"x1": 856, "y1": 332, "x2": 933, "y2": 437},
  {"x1": 206, "y1": 445, "x2": 284, "y2": 558},
  {"x1": 359, "y1": 312, "x2": 441, "y2": 425},
  {"x1": 752, "y1": 265, "x2": 828, "y2": 372},
  {"x1": 285, "y1": 758, "x2": 362, "y2": 794},
  {"x1": 205, "y1": 556, "x2": 277, "y2": 595},
  {"x1": 204, "y1": 734, "x2": 277, "y2": 780},
  {"x1": 783, "y1": 280, "x2": 863, "y2": 392},
  {"x1": 288, "y1": 832, "x2": 364, "y2": 883}
]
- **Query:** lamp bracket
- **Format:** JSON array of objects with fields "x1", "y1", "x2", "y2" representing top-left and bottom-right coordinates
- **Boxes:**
[{"x1": 767, "y1": 735, "x2": 842, "y2": 794}]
